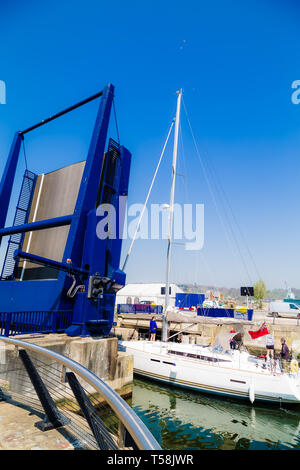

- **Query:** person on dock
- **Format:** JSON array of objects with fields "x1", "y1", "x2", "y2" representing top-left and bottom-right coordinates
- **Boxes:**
[
  {"x1": 149, "y1": 316, "x2": 158, "y2": 341},
  {"x1": 280, "y1": 337, "x2": 290, "y2": 372}
]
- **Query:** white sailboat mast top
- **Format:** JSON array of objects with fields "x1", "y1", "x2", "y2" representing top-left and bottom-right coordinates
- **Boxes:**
[{"x1": 162, "y1": 89, "x2": 183, "y2": 341}]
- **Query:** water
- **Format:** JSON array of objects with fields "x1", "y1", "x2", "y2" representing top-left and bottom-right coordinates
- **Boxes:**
[{"x1": 130, "y1": 377, "x2": 300, "y2": 450}]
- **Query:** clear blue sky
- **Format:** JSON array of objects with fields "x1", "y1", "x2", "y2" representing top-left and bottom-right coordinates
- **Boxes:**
[{"x1": 0, "y1": 0, "x2": 300, "y2": 290}]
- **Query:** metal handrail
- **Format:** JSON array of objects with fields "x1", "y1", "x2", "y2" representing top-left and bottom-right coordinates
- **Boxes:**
[{"x1": 0, "y1": 335, "x2": 161, "y2": 450}]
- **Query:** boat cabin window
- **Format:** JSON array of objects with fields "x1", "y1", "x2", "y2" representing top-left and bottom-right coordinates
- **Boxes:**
[{"x1": 168, "y1": 349, "x2": 231, "y2": 363}]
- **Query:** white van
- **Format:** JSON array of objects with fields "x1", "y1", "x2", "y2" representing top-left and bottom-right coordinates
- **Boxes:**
[{"x1": 268, "y1": 301, "x2": 300, "y2": 318}]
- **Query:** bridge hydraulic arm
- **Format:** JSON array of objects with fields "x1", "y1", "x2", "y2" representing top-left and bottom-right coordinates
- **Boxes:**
[{"x1": 0, "y1": 214, "x2": 73, "y2": 237}]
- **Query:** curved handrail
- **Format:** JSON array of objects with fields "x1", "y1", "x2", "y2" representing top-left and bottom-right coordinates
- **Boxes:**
[{"x1": 0, "y1": 335, "x2": 161, "y2": 450}]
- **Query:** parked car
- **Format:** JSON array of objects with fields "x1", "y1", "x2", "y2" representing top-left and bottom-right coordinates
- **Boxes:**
[{"x1": 268, "y1": 301, "x2": 300, "y2": 318}]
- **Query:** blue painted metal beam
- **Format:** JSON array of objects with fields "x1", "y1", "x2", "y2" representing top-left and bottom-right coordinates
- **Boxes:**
[
  {"x1": 105, "y1": 145, "x2": 132, "y2": 279},
  {"x1": 0, "y1": 132, "x2": 22, "y2": 240},
  {"x1": 61, "y1": 83, "x2": 115, "y2": 273},
  {"x1": 0, "y1": 214, "x2": 73, "y2": 237},
  {"x1": 21, "y1": 90, "x2": 104, "y2": 135},
  {"x1": 14, "y1": 250, "x2": 89, "y2": 277}
]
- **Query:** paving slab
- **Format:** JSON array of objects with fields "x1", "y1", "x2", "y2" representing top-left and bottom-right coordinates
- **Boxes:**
[{"x1": 0, "y1": 401, "x2": 83, "y2": 450}]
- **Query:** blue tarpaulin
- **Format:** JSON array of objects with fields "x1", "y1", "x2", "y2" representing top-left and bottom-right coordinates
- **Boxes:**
[
  {"x1": 197, "y1": 307, "x2": 253, "y2": 321},
  {"x1": 175, "y1": 293, "x2": 205, "y2": 308}
]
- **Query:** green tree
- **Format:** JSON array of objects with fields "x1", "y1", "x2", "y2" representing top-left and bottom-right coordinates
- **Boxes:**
[{"x1": 253, "y1": 280, "x2": 267, "y2": 309}]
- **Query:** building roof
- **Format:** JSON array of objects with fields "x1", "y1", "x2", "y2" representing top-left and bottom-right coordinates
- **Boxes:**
[{"x1": 117, "y1": 283, "x2": 184, "y2": 296}]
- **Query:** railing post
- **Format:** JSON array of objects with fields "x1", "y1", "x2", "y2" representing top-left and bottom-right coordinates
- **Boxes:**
[
  {"x1": 118, "y1": 421, "x2": 138, "y2": 450},
  {"x1": 118, "y1": 421, "x2": 126, "y2": 448},
  {"x1": 66, "y1": 371, "x2": 117, "y2": 450},
  {"x1": 0, "y1": 336, "x2": 161, "y2": 450},
  {"x1": 4, "y1": 312, "x2": 12, "y2": 337},
  {"x1": 52, "y1": 311, "x2": 58, "y2": 333},
  {"x1": 18, "y1": 349, "x2": 70, "y2": 431}
]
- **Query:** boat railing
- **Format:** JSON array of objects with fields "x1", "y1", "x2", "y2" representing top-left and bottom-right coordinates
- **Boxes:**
[
  {"x1": 0, "y1": 336, "x2": 161, "y2": 450},
  {"x1": 245, "y1": 355, "x2": 300, "y2": 376},
  {"x1": 276, "y1": 357, "x2": 299, "y2": 375}
]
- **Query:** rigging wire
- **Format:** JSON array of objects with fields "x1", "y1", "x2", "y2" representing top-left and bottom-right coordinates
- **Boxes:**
[
  {"x1": 178, "y1": 122, "x2": 189, "y2": 208},
  {"x1": 167, "y1": 121, "x2": 191, "y2": 287},
  {"x1": 182, "y1": 96, "x2": 253, "y2": 287},
  {"x1": 179, "y1": 121, "x2": 222, "y2": 290},
  {"x1": 209, "y1": 165, "x2": 261, "y2": 281},
  {"x1": 209, "y1": 164, "x2": 254, "y2": 286},
  {"x1": 177, "y1": 121, "x2": 239, "y2": 317},
  {"x1": 121, "y1": 117, "x2": 175, "y2": 272},
  {"x1": 178, "y1": 121, "x2": 197, "y2": 283},
  {"x1": 199, "y1": 151, "x2": 256, "y2": 285}
]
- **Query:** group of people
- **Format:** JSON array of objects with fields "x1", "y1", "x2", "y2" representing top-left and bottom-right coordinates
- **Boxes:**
[
  {"x1": 230, "y1": 328, "x2": 290, "y2": 370},
  {"x1": 265, "y1": 333, "x2": 289, "y2": 367}
]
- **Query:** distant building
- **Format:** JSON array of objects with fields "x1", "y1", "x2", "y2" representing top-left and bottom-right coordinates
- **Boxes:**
[
  {"x1": 116, "y1": 283, "x2": 184, "y2": 306},
  {"x1": 286, "y1": 286, "x2": 295, "y2": 300}
]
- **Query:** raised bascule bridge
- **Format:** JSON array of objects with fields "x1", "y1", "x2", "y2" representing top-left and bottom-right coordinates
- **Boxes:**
[{"x1": 0, "y1": 84, "x2": 160, "y2": 450}]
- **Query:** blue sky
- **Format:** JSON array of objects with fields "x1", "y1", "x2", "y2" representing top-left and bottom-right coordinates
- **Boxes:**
[{"x1": 0, "y1": 0, "x2": 300, "y2": 290}]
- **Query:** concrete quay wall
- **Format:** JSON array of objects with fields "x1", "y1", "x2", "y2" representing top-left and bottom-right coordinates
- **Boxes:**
[{"x1": 0, "y1": 334, "x2": 133, "y2": 401}]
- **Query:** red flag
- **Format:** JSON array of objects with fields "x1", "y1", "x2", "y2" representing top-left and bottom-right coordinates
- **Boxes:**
[{"x1": 248, "y1": 327, "x2": 269, "y2": 340}]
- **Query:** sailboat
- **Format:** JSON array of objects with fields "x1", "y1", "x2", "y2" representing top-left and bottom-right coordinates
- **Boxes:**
[{"x1": 119, "y1": 90, "x2": 300, "y2": 405}]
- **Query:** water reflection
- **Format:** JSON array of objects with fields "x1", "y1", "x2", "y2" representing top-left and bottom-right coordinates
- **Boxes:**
[{"x1": 130, "y1": 377, "x2": 300, "y2": 450}]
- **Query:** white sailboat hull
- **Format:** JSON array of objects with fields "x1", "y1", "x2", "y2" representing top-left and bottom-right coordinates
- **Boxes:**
[{"x1": 120, "y1": 340, "x2": 300, "y2": 404}]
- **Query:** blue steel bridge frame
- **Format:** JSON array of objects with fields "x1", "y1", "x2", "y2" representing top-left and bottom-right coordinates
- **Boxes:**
[{"x1": 0, "y1": 83, "x2": 132, "y2": 337}]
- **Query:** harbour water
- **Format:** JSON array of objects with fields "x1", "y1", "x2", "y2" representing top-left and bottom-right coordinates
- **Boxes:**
[{"x1": 130, "y1": 377, "x2": 300, "y2": 450}]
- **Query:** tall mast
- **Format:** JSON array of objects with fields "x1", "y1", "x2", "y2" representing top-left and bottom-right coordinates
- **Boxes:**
[{"x1": 162, "y1": 89, "x2": 183, "y2": 342}]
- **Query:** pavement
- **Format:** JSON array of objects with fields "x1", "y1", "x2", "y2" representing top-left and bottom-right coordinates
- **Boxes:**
[{"x1": 0, "y1": 400, "x2": 84, "y2": 450}]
